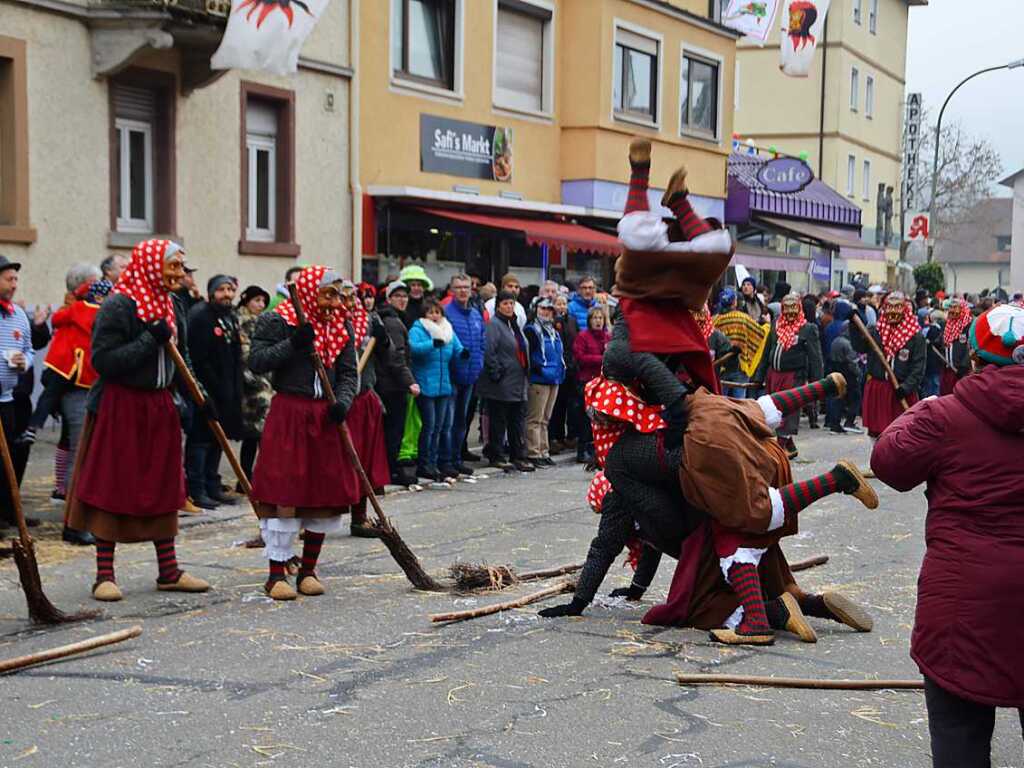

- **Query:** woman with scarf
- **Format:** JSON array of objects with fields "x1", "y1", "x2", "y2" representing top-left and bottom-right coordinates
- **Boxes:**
[
  {"x1": 939, "y1": 298, "x2": 972, "y2": 396},
  {"x1": 248, "y1": 265, "x2": 359, "y2": 601},
  {"x1": 524, "y1": 298, "x2": 566, "y2": 467},
  {"x1": 408, "y1": 297, "x2": 466, "y2": 482},
  {"x1": 852, "y1": 292, "x2": 926, "y2": 437},
  {"x1": 340, "y1": 281, "x2": 390, "y2": 534},
  {"x1": 68, "y1": 239, "x2": 210, "y2": 602},
  {"x1": 754, "y1": 293, "x2": 823, "y2": 458},
  {"x1": 479, "y1": 290, "x2": 533, "y2": 473}
]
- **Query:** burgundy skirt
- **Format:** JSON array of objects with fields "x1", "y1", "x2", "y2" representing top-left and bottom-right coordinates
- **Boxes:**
[
  {"x1": 251, "y1": 393, "x2": 360, "y2": 511},
  {"x1": 75, "y1": 383, "x2": 185, "y2": 519},
  {"x1": 862, "y1": 377, "x2": 918, "y2": 437},
  {"x1": 940, "y1": 368, "x2": 960, "y2": 397},
  {"x1": 766, "y1": 369, "x2": 799, "y2": 436},
  {"x1": 347, "y1": 389, "x2": 390, "y2": 492}
]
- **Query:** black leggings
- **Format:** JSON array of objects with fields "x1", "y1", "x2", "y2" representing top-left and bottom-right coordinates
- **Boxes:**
[{"x1": 925, "y1": 676, "x2": 1024, "y2": 768}]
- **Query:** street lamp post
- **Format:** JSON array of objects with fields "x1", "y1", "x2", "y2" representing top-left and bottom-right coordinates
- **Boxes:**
[{"x1": 926, "y1": 58, "x2": 1024, "y2": 262}]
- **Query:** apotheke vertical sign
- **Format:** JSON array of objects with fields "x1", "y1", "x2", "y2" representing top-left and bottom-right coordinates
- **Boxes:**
[
  {"x1": 420, "y1": 114, "x2": 513, "y2": 183},
  {"x1": 902, "y1": 93, "x2": 922, "y2": 210}
]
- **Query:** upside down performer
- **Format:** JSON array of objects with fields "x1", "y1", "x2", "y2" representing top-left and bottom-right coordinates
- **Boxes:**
[
  {"x1": 248, "y1": 266, "x2": 360, "y2": 600},
  {"x1": 540, "y1": 140, "x2": 876, "y2": 644},
  {"x1": 69, "y1": 239, "x2": 210, "y2": 602},
  {"x1": 853, "y1": 292, "x2": 925, "y2": 437}
]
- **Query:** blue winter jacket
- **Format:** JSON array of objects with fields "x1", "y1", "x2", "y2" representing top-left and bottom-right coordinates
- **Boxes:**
[
  {"x1": 567, "y1": 294, "x2": 595, "y2": 331},
  {"x1": 524, "y1": 320, "x2": 565, "y2": 386},
  {"x1": 444, "y1": 300, "x2": 485, "y2": 387},
  {"x1": 408, "y1": 319, "x2": 465, "y2": 398}
]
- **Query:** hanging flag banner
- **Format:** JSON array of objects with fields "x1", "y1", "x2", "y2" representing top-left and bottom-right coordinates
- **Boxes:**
[
  {"x1": 723, "y1": 0, "x2": 781, "y2": 44},
  {"x1": 211, "y1": 0, "x2": 330, "y2": 76},
  {"x1": 779, "y1": 0, "x2": 831, "y2": 77}
]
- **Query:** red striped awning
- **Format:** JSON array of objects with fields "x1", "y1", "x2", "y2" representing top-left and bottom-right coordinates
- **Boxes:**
[{"x1": 417, "y1": 207, "x2": 621, "y2": 258}]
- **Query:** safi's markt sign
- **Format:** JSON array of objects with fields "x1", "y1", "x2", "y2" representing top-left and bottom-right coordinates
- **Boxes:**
[{"x1": 756, "y1": 157, "x2": 814, "y2": 193}]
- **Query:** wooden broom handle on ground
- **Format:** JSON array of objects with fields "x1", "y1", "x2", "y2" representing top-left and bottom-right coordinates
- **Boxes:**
[
  {"x1": 850, "y1": 314, "x2": 910, "y2": 411},
  {"x1": 286, "y1": 284, "x2": 391, "y2": 532},
  {"x1": 0, "y1": 625, "x2": 143, "y2": 674},
  {"x1": 165, "y1": 342, "x2": 256, "y2": 504},
  {"x1": 676, "y1": 673, "x2": 923, "y2": 691},
  {"x1": 0, "y1": 411, "x2": 30, "y2": 545}
]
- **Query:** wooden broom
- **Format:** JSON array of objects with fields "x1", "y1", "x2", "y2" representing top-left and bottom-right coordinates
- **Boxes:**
[{"x1": 287, "y1": 283, "x2": 444, "y2": 592}]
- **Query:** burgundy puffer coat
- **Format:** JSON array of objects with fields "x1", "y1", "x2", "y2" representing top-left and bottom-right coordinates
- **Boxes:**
[{"x1": 871, "y1": 364, "x2": 1024, "y2": 707}]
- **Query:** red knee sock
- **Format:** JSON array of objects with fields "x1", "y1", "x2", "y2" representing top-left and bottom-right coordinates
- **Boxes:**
[
  {"x1": 778, "y1": 467, "x2": 849, "y2": 516},
  {"x1": 268, "y1": 560, "x2": 287, "y2": 582},
  {"x1": 154, "y1": 538, "x2": 182, "y2": 583},
  {"x1": 666, "y1": 193, "x2": 712, "y2": 240},
  {"x1": 96, "y1": 539, "x2": 115, "y2": 583},
  {"x1": 54, "y1": 446, "x2": 69, "y2": 496},
  {"x1": 727, "y1": 562, "x2": 770, "y2": 635},
  {"x1": 625, "y1": 162, "x2": 650, "y2": 214},
  {"x1": 299, "y1": 531, "x2": 325, "y2": 578},
  {"x1": 770, "y1": 377, "x2": 836, "y2": 416}
]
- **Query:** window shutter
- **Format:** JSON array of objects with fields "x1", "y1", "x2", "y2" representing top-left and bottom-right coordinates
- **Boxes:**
[
  {"x1": 616, "y1": 28, "x2": 657, "y2": 56},
  {"x1": 112, "y1": 84, "x2": 156, "y2": 122},
  {"x1": 247, "y1": 100, "x2": 278, "y2": 137},
  {"x1": 496, "y1": 7, "x2": 544, "y2": 112}
]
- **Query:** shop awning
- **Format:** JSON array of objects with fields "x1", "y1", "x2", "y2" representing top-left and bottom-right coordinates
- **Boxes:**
[
  {"x1": 417, "y1": 207, "x2": 622, "y2": 258},
  {"x1": 756, "y1": 216, "x2": 882, "y2": 252},
  {"x1": 732, "y1": 243, "x2": 812, "y2": 272}
]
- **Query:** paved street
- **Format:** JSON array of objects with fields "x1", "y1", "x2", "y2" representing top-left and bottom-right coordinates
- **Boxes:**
[{"x1": 1, "y1": 429, "x2": 1022, "y2": 768}]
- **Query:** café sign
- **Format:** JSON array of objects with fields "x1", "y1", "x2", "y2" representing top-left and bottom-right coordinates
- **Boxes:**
[{"x1": 756, "y1": 157, "x2": 814, "y2": 193}]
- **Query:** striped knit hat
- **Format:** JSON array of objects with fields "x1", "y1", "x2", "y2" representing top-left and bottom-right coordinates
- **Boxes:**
[{"x1": 969, "y1": 305, "x2": 1024, "y2": 366}]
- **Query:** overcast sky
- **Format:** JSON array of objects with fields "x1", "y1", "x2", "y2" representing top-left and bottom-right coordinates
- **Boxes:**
[{"x1": 905, "y1": 0, "x2": 1024, "y2": 192}]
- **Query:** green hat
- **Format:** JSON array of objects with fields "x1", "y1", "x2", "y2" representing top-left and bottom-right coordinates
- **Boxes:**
[{"x1": 398, "y1": 264, "x2": 433, "y2": 292}]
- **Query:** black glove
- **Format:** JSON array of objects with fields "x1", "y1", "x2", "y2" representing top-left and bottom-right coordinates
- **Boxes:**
[
  {"x1": 662, "y1": 396, "x2": 688, "y2": 451},
  {"x1": 147, "y1": 319, "x2": 172, "y2": 345},
  {"x1": 433, "y1": 338, "x2": 445, "y2": 348},
  {"x1": 538, "y1": 597, "x2": 587, "y2": 618},
  {"x1": 459, "y1": 348, "x2": 470, "y2": 359},
  {"x1": 609, "y1": 585, "x2": 646, "y2": 601},
  {"x1": 290, "y1": 323, "x2": 316, "y2": 350},
  {"x1": 893, "y1": 385, "x2": 907, "y2": 400},
  {"x1": 371, "y1": 316, "x2": 388, "y2": 345},
  {"x1": 199, "y1": 397, "x2": 219, "y2": 423},
  {"x1": 327, "y1": 401, "x2": 348, "y2": 424}
]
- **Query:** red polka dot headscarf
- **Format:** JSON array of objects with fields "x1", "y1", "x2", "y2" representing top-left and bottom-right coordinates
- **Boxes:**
[
  {"x1": 113, "y1": 239, "x2": 181, "y2": 336},
  {"x1": 275, "y1": 265, "x2": 350, "y2": 367}
]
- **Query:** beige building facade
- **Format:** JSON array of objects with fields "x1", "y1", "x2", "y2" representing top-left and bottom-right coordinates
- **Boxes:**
[
  {"x1": 357, "y1": 0, "x2": 741, "y2": 288},
  {"x1": 734, "y1": 0, "x2": 927, "y2": 285},
  {"x1": 0, "y1": 0, "x2": 353, "y2": 304}
]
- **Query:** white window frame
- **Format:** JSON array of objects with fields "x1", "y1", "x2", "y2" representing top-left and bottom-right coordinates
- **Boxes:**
[
  {"x1": 389, "y1": 0, "x2": 465, "y2": 102},
  {"x1": 114, "y1": 117, "x2": 154, "y2": 234},
  {"x1": 850, "y1": 66, "x2": 859, "y2": 112},
  {"x1": 491, "y1": 0, "x2": 555, "y2": 119},
  {"x1": 865, "y1": 74, "x2": 874, "y2": 119},
  {"x1": 611, "y1": 19, "x2": 663, "y2": 129},
  {"x1": 679, "y1": 45, "x2": 723, "y2": 143},
  {"x1": 852, "y1": 0, "x2": 861, "y2": 24},
  {"x1": 862, "y1": 159, "x2": 871, "y2": 201},
  {"x1": 246, "y1": 134, "x2": 277, "y2": 243},
  {"x1": 869, "y1": 0, "x2": 878, "y2": 34},
  {"x1": 846, "y1": 154, "x2": 856, "y2": 197}
]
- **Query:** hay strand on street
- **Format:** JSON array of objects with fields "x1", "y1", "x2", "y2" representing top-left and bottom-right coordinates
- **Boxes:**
[
  {"x1": 431, "y1": 580, "x2": 575, "y2": 623},
  {"x1": 676, "y1": 673, "x2": 923, "y2": 690},
  {"x1": 0, "y1": 625, "x2": 143, "y2": 674},
  {"x1": 789, "y1": 555, "x2": 829, "y2": 572}
]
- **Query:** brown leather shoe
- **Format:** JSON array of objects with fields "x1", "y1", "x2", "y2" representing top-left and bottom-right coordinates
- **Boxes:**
[
  {"x1": 660, "y1": 166, "x2": 689, "y2": 207},
  {"x1": 179, "y1": 497, "x2": 203, "y2": 516},
  {"x1": 836, "y1": 460, "x2": 879, "y2": 510},
  {"x1": 779, "y1": 592, "x2": 817, "y2": 643},
  {"x1": 265, "y1": 579, "x2": 297, "y2": 601},
  {"x1": 157, "y1": 572, "x2": 210, "y2": 593},
  {"x1": 827, "y1": 371, "x2": 848, "y2": 400},
  {"x1": 297, "y1": 574, "x2": 325, "y2": 596},
  {"x1": 822, "y1": 591, "x2": 874, "y2": 632},
  {"x1": 709, "y1": 627, "x2": 775, "y2": 646},
  {"x1": 628, "y1": 137, "x2": 651, "y2": 166},
  {"x1": 92, "y1": 580, "x2": 123, "y2": 602}
]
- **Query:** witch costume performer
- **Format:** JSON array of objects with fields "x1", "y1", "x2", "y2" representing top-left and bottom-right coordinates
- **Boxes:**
[
  {"x1": 69, "y1": 239, "x2": 211, "y2": 602},
  {"x1": 248, "y1": 265, "x2": 360, "y2": 600}
]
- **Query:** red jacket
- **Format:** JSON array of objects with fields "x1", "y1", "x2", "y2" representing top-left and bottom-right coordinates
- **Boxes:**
[
  {"x1": 871, "y1": 364, "x2": 1024, "y2": 707},
  {"x1": 45, "y1": 300, "x2": 100, "y2": 388},
  {"x1": 572, "y1": 328, "x2": 609, "y2": 383}
]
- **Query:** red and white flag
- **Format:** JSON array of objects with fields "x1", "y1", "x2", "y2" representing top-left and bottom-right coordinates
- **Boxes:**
[
  {"x1": 211, "y1": 0, "x2": 330, "y2": 76},
  {"x1": 779, "y1": 0, "x2": 830, "y2": 77}
]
